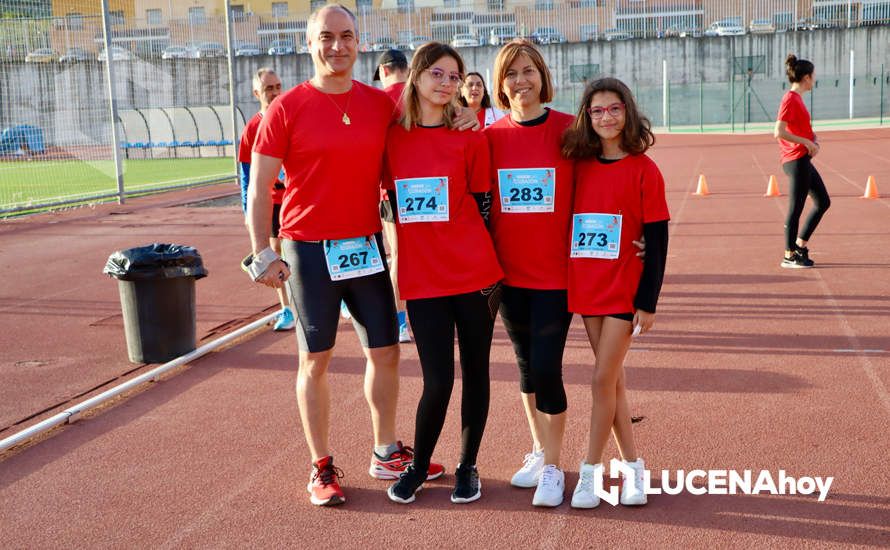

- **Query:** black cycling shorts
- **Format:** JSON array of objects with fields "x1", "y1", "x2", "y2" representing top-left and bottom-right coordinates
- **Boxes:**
[
  {"x1": 281, "y1": 232, "x2": 398, "y2": 352},
  {"x1": 271, "y1": 203, "x2": 282, "y2": 237}
]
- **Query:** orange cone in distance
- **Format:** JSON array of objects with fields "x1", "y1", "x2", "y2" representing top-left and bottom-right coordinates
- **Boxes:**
[
  {"x1": 764, "y1": 175, "x2": 781, "y2": 197},
  {"x1": 694, "y1": 174, "x2": 710, "y2": 196},
  {"x1": 862, "y1": 175, "x2": 879, "y2": 199}
]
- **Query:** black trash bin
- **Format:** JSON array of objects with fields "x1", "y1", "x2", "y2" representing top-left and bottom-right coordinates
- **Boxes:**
[{"x1": 104, "y1": 243, "x2": 208, "y2": 364}]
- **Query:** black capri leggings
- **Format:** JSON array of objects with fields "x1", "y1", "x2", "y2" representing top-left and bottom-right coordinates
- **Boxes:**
[
  {"x1": 782, "y1": 155, "x2": 831, "y2": 251},
  {"x1": 499, "y1": 286, "x2": 573, "y2": 415},
  {"x1": 406, "y1": 286, "x2": 500, "y2": 473}
]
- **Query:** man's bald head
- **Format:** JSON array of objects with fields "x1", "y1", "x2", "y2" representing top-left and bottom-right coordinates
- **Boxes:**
[{"x1": 307, "y1": 3, "x2": 357, "y2": 37}]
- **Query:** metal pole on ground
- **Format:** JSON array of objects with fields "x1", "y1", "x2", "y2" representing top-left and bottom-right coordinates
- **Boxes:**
[
  {"x1": 223, "y1": 0, "x2": 240, "y2": 177},
  {"x1": 100, "y1": 0, "x2": 125, "y2": 205},
  {"x1": 881, "y1": 63, "x2": 885, "y2": 125},
  {"x1": 699, "y1": 76, "x2": 704, "y2": 133},
  {"x1": 849, "y1": 49, "x2": 855, "y2": 119},
  {"x1": 663, "y1": 59, "x2": 668, "y2": 129}
]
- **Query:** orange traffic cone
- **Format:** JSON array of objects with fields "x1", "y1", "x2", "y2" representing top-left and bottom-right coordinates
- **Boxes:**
[
  {"x1": 693, "y1": 174, "x2": 710, "y2": 196},
  {"x1": 862, "y1": 175, "x2": 880, "y2": 199},
  {"x1": 764, "y1": 175, "x2": 781, "y2": 197}
]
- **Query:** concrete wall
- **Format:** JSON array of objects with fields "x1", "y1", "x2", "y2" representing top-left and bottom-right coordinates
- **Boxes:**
[{"x1": 2, "y1": 25, "x2": 887, "y2": 147}]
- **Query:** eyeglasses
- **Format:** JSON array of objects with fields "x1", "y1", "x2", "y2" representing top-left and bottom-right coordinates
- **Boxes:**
[
  {"x1": 425, "y1": 67, "x2": 464, "y2": 85},
  {"x1": 587, "y1": 102, "x2": 626, "y2": 120}
]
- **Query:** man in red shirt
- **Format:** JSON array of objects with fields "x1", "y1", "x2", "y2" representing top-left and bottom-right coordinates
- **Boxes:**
[
  {"x1": 238, "y1": 67, "x2": 294, "y2": 331},
  {"x1": 373, "y1": 49, "x2": 411, "y2": 342},
  {"x1": 244, "y1": 4, "x2": 444, "y2": 507}
]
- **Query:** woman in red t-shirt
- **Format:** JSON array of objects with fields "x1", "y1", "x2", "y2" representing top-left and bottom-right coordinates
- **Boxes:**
[
  {"x1": 460, "y1": 72, "x2": 506, "y2": 128},
  {"x1": 483, "y1": 39, "x2": 575, "y2": 508},
  {"x1": 562, "y1": 77, "x2": 670, "y2": 509},
  {"x1": 774, "y1": 54, "x2": 830, "y2": 269},
  {"x1": 382, "y1": 42, "x2": 504, "y2": 505}
]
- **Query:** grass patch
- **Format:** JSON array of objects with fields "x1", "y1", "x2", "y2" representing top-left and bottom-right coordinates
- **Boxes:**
[{"x1": 0, "y1": 157, "x2": 235, "y2": 212}]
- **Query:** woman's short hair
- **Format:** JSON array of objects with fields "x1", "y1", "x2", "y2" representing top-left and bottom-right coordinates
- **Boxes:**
[{"x1": 492, "y1": 39, "x2": 553, "y2": 110}]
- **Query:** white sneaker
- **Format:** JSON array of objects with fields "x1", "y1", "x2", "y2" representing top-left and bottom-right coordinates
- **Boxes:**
[
  {"x1": 340, "y1": 301, "x2": 351, "y2": 319},
  {"x1": 620, "y1": 458, "x2": 647, "y2": 506},
  {"x1": 532, "y1": 464, "x2": 564, "y2": 507},
  {"x1": 571, "y1": 462, "x2": 603, "y2": 509},
  {"x1": 510, "y1": 449, "x2": 544, "y2": 488}
]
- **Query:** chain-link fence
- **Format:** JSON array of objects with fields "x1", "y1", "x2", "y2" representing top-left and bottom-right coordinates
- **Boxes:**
[{"x1": 1, "y1": 0, "x2": 888, "y2": 215}]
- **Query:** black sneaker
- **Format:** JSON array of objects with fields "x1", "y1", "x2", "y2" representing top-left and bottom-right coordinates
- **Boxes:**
[
  {"x1": 451, "y1": 463, "x2": 482, "y2": 503},
  {"x1": 387, "y1": 464, "x2": 426, "y2": 504},
  {"x1": 795, "y1": 246, "x2": 816, "y2": 266},
  {"x1": 781, "y1": 250, "x2": 814, "y2": 269}
]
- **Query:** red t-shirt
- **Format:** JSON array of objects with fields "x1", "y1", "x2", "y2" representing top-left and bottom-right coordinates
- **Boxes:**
[
  {"x1": 383, "y1": 125, "x2": 503, "y2": 300},
  {"x1": 484, "y1": 109, "x2": 575, "y2": 289},
  {"x1": 239, "y1": 112, "x2": 284, "y2": 205},
  {"x1": 253, "y1": 80, "x2": 395, "y2": 240},
  {"x1": 569, "y1": 154, "x2": 670, "y2": 315},
  {"x1": 384, "y1": 81, "x2": 405, "y2": 111},
  {"x1": 777, "y1": 90, "x2": 814, "y2": 163}
]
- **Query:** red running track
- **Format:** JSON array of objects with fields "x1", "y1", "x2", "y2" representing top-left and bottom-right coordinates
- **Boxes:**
[{"x1": 1, "y1": 130, "x2": 889, "y2": 547}]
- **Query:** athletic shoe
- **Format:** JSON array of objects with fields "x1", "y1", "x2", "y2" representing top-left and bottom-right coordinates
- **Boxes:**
[
  {"x1": 571, "y1": 462, "x2": 603, "y2": 509},
  {"x1": 620, "y1": 458, "x2": 648, "y2": 506},
  {"x1": 307, "y1": 455, "x2": 345, "y2": 506},
  {"x1": 451, "y1": 463, "x2": 482, "y2": 503},
  {"x1": 398, "y1": 321, "x2": 412, "y2": 343},
  {"x1": 781, "y1": 250, "x2": 814, "y2": 269},
  {"x1": 386, "y1": 465, "x2": 426, "y2": 504},
  {"x1": 510, "y1": 449, "x2": 545, "y2": 488},
  {"x1": 273, "y1": 307, "x2": 295, "y2": 331},
  {"x1": 796, "y1": 246, "x2": 815, "y2": 266},
  {"x1": 532, "y1": 464, "x2": 565, "y2": 507},
  {"x1": 340, "y1": 301, "x2": 352, "y2": 319},
  {"x1": 369, "y1": 441, "x2": 445, "y2": 480}
]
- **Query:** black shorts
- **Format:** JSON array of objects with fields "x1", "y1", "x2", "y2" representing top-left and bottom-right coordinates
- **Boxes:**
[
  {"x1": 583, "y1": 312, "x2": 634, "y2": 322},
  {"x1": 379, "y1": 199, "x2": 395, "y2": 224},
  {"x1": 281, "y1": 233, "x2": 398, "y2": 352},
  {"x1": 271, "y1": 203, "x2": 282, "y2": 237}
]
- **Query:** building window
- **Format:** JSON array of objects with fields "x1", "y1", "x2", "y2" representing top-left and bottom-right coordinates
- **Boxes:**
[
  {"x1": 188, "y1": 7, "x2": 206, "y2": 25},
  {"x1": 109, "y1": 10, "x2": 125, "y2": 25},
  {"x1": 146, "y1": 9, "x2": 163, "y2": 26},
  {"x1": 272, "y1": 2, "x2": 288, "y2": 17},
  {"x1": 487, "y1": 0, "x2": 505, "y2": 10},
  {"x1": 309, "y1": 0, "x2": 326, "y2": 13},
  {"x1": 230, "y1": 5, "x2": 245, "y2": 21},
  {"x1": 66, "y1": 12, "x2": 84, "y2": 30},
  {"x1": 397, "y1": 0, "x2": 415, "y2": 14},
  {"x1": 356, "y1": 0, "x2": 373, "y2": 15},
  {"x1": 535, "y1": 0, "x2": 554, "y2": 11}
]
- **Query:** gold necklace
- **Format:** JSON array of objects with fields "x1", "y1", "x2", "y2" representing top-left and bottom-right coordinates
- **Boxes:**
[{"x1": 321, "y1": 88, "x2": 353, "y2": 125}]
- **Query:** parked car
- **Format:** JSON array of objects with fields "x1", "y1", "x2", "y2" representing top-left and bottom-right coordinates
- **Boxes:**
[
  {"x1": 749, "y1": 18, "x2": 776, "y2": 34},
  {"x1": 796, "y1": 17, "x2": 838, "y2": 30},
  {"x1": 531, "y1": 27, "x2": 566, "y2": 45},
  {"x1": 370, "y1": 37, "x2": 395, "y2": 51},
  {"x1": 58, "y1": 47, "x2": 91, "y2": 63},
  {"x1": 161, "y1": 45, "x2": 191, "y2": 60},
  {"x1": 234, "y1": 42, "x2": 261, "y2": 56},
  {"x1": 451, "y1": 33, "x2": 479, "y2": 48},
  {"x1": 603, "y1": 29, "x2": 634, "y2": 41},
  {"x1": 267, "y1": 39, "x2": 295, "y2": 55},
  {"x1": 97, "y1": 46, "x2": 134, "y2": 62},
  {"x1": 25, "y1": 48, "x2": 57, "y2": 63},
  {"x1": 191, "y1": 42, "x2": 225, "y2": 58},
  {"x1": 704, "y1": 20, "x2": 746, "y2": 36},
  {"x1": 489, "y1": 28, "x2": 516, "y2": 46}
]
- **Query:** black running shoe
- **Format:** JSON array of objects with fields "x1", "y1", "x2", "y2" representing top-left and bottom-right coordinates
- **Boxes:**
[
  {"x1": 781, "y1": 250, "x2": 814, "y2": 269},
  {"x1": 795, "y1": 246, "x2": 815, "y2": 266},
  {"x1": 387, "y1": 464, "x2": 426, "y2": 504},
  {"x1": 451, "y1": 464, "x2": 482, "y2": 503}
]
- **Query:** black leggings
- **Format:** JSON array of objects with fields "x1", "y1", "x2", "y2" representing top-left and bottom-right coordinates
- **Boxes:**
[
  {"x1": 406, "y1": 287, "x2": 499, "y2": 473},
  {"x1": 499, "y1": 286, "x2": 572, "y2": 415},
  {"x1": 783, "y1": 155, "x2": 831, "y2": 251}
]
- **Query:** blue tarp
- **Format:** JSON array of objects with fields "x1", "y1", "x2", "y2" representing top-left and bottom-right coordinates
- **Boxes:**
[{"x1": 0, "y1": 125, "x2": 46, "y2": 154}]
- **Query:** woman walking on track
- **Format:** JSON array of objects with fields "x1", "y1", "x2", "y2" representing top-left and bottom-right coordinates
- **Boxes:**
[
  {"x1": 483, "y1": 40, "x2": 575, "y2": 507},
  {"x1": 460, "y1": 71, "x2": 506, "y2": 128},
  {"x1": 774, "y1": 54, "x2": 830, "y2": 269},
  {"x1": 562, "y1": 77, "x2": 669, "y2": 508},
  {"x1": 382, "y1": 42, "x2": 504, "y2": 505}
]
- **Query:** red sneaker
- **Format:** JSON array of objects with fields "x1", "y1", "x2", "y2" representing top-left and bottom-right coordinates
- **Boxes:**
[
  {"x1": 307, "y1": 456, "x2": 345, "y2": 506},
  {"x1": 368, "y1": 441, "x2": 445, "y2": 480}
]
